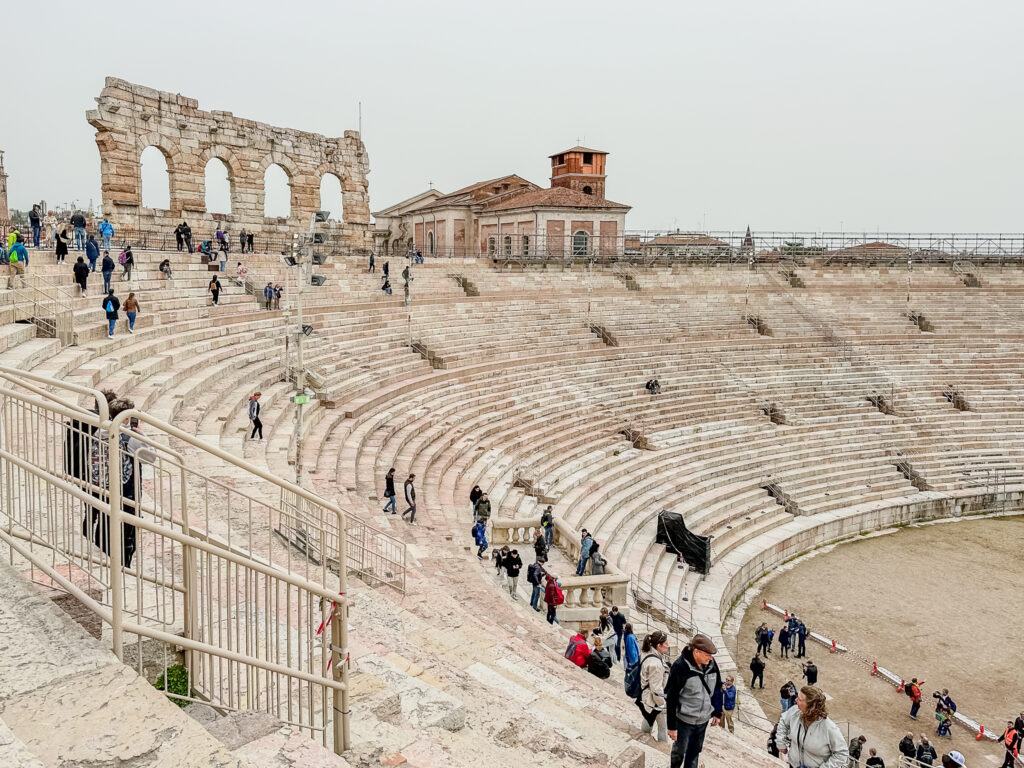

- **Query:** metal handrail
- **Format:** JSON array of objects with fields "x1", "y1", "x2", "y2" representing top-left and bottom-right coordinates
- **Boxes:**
[{"x1": 9, "y1": 272, "x2": 77, "y2": 345}]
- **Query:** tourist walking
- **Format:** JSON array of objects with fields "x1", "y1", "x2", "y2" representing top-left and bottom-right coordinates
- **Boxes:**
[
  {"x1": 503, "y1": 549, "x2": 522, "y2": 598},
  {"x1": 234, "y1": 262, "x2": 248, "y2": 286},
  {"x1": 469, "y1": 485, "x2": 482, "y2": 517},
  {"x1": 382, "y1": 467, "x2": 397, "y2": 514},
  {"x1": 210, "y1": 275, "x2": 222, "y2": 305},
  {"x1": 263, "y1": 282, "x2": 274, "y2": 310},
  {"x1": 637, "y1": 630, "x2": 671, "y2": 742},
  {"x1": 401, "y1": 473, "x2": 416, "y2": 524},
  {"x1": 6, "y1": 237, "x2": 28, "y2": 289},
  {"x1": 98, "y1": 218, "x2": 114, "y2": 251},
  {"x1": 473, "y1": 492, "x2": 491, "y2": 524},
  {"x1": 101, "y1": 251, "x2": 115, "y2": 293},
  {"x1": 756, "y1": 622, "x2": 770, "y2": 657},
  {"x1": 907, "y1": 678, "x2": 925, "y2": 719},
  {"x1": 576, "y1": 529, "x2": 594, "y2": 575},
  {"x1": 543, "y1": 573, "x2": 562, "y2": 624},
  {"x1": 776, "y1": 685, "x2": 849, "y2": 768},
  {"x1": 527, "y1": 558, "x2": 546, "y2": 610},
  {"x1": 120, "y1": 246, "x2": 134, "y2": 281},
  {"x1": 622, "y1": 622, "x2": 640, "y2": 669},
  {"x1": 123, "y1": 292, "x2": 140, "y2": 333},
  {"x1": 1001, "y1": 721, "x2": 1021, "y2": 768},
  {"x1": 750, "y1": 654, "x2": 765, "y2": 689},
  {"x1": 238, "y1": 229, "x2": 247, "y2": 254},
  {"x1": 86, "y1": 234, "x2": 99, "y2": 272},
  {"x1": 779, "y1": 625, "x2": 791, "y2": 658},
  {"x1": 899, "y1": 733, "x2": 918, "y2": 762},
  {"x1": 802, "y1": 660, "x2": 818, "y2": 686},
  {"x1": 611, "y1": 606, "x2": 627, "y2": 661},
  {"x1": 102, "y1": 290, "x2": 120, "y2": 338},
  {"x1": 71, "y1": 211, "x2": 87, "y2": 250},
  {"x1": 719, "y1": 676, "x2": 737, "y2": 733},
  {"x1": 473, "y1": 519, "x2": 488, "y2": 560},
  {"x1": 665, "y1": 634, "x2": 723, "y2": 768},
  {"x1": 182, "y1": 222, "x2": 193, "y2": 253},
  {"x1": 368, "y1": 252, "x2": 375, "y2": 272},
  {"x1": 55, "y1": 226, "x2": 70, "y2": 263},
  {"x1": 247, "y1": 392, "x2": 263, "y2": 441},
  {"x1": 533, "y1": 529, "x2": 547, "y2": 562},
  {"x1": 847, "y1": 735, "x2": 867, "y2": 768},
  {"x1": 493, "y1": 545, "x2": 509, "y2": 583},
  {"x1": 73, "y1": 256, "x2": 89, "y2": 296},
  {"x1": 540, "y1": 504, "x2": 554, "y2": 549},
  {"x1": 29, "y1": 204, "x2": 41, "y2": 248},
  {"x1": 917, "y1": 735, "x2": 938, "y2": 766}
]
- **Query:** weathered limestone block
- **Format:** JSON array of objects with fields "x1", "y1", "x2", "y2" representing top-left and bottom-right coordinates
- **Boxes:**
[
  {"x1": 88, "y1": 77, "x2": 372, "y2": 248},
  {"x1": 354, "y1": 655, "x2": 466, "y2": 731}
]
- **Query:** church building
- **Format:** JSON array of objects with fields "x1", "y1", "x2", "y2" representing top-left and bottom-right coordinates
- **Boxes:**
[{"x1": 373, "y1": 146, "x2": 631, "y2": 258}]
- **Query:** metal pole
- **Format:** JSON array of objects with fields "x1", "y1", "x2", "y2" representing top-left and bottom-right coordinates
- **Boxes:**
[
  {"x1": 295, "y1": 216, "x2": 314, "y2": 490},
  {"x1": 107, "y1": 418, "x2": 124, "y2": 660},
  {"x1": 333, "y1": 510, "x2": 350, "y2": 753}
]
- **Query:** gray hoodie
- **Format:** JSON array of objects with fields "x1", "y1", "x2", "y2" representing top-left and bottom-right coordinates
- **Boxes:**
[{"x1": 775, "y1": 705, "x2": 849, "y2": 768}]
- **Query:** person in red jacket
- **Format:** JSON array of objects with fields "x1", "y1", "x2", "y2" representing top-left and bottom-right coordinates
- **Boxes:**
[
  {"x1": 1001, "y1": 721, "x2": 1021, "y2": 768},
  {"x1": 543, "y1": 574, "x2": 562, "y2": 625},
  {"x1": 908, "y1": 677, "x2": 925, "y2": 719},
  {"x1": 566, "y1": 632, "x2": 591, "y2": 668}
]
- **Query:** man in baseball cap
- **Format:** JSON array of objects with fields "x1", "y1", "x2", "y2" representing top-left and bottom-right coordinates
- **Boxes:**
[
  {"x1": 665, "y1": 634, "x2": 722, "y2": 768},
  {"x1": 941, "y1": 750, "x2": 966, "y2": 768}
]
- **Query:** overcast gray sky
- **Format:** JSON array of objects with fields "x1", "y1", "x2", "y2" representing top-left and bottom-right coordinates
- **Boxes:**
[{"x1": 4, "y1": 0, "x2": 1022, "y2": 232}]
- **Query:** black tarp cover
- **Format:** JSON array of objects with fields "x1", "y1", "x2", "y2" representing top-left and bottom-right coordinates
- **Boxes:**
[{"x1": 655, "y1": 510, "x2": 711, "y2": 575}]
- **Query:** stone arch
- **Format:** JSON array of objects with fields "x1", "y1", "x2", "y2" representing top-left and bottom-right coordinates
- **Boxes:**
[
  {"x1": 263, "y1": 164, "x2": 291, "y2": 219},
  {"x1": 139, "y1": 146, "x2": 171, "y2": 210},
  {"x1": 134, "y1": 132, "x2": 185, "y2": 211},
  {"x1": 256, "y1": 151, "x2": 299, "y2": 220},
  {"x1": 317, "y1": 169, "x2": 345, "y2": 222},
  {"x1": 198, "y1": 145, "x2": 244, "y2": 217}
]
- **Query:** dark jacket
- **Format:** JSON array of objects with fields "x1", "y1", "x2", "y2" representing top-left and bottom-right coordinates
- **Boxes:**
[
  {"x1": 102, "y1": 295, "x2": 120, "y2": 318},
  {"x1": 469, "y1": 487, "x2": 482, "y2": 506},
  {"x1": 474, "y1": 498, "x2": 491, "y2": 520},
  {"x1": 611, "y1": 611, "x2": 626, "y2": 634},
  {"x1": 750, "y1": 656, "x2": 765, "y2": 674},
  {"x1": 533, "y1": 533, "x2": 547, "y2": 559},
  {"x1": 526, "y1": 561, "x2": 546, "y2": 586},
  {"x1": 916, "y1": 742, "x2": 937, "y2": 765},
  {"x1": 540, "y1": 509, "x2": 553, "y2": 529},
  {"x1": 71, "y1": 213, "x2": 86, "y2": 228},
  {"x1": 503, "y1": 553, "x2": 522, "y2": 578},
  {"x1": 664, "y1": 646, "x2": 723, "y2": 730},
  {"x1": 86, "y1": 239, "x2": 100, "y2": 262},
  {"x1": 73, "y1": 262, "x2": 89, "y2": 281},
  {"x1": 29, "y1": 209, "x2": 40, "y2": 226},
  {"x1": 101, "y1": 255, "x2": 115, "y2": 273},
  {"x1": 384, "y1": 474, "x2": 396, "y2": 496},
  {"x1": 899, "y1": 736, "x2": 917, "y2": 758},
  {"x1": 779, "y1": 627, "x2": 790, "y2": 645},
  {"x1": 803, "y1": 663, "x2": 818, "y2": 685},
  {"x1": 404, "y1": 479, "x2": 415, "y2": 505}
]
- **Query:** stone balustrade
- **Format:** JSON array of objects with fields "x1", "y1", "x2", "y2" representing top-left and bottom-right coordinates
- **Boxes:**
[{"x1": 490, "y1": 516, "x2": 629, "y2": 616}]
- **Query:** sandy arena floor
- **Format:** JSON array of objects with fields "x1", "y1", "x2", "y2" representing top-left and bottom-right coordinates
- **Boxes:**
[{"x1": 733, "y1": 514, "x2": 1024, "y2": 768}]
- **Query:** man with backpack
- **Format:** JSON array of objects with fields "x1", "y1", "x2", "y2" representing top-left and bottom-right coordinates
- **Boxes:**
[
  {"x1": 540, "y1": 505, "x2": 554, "y2": 549},
  {"x1": 6, "y1": 237, "x2": 28, "y2": 289},
  {"x1": 543, "y1": 573, "x2": 563, "y2": 624},
  {"x1": 565, "y1": 632, "x2": 590, "y2": 668},
  {"x1": 906, "y1": 678, "x2": 925, "y2": 719},
  {"x1": 527, "y1": 559, "x2": 547, "y2": 611},
  {"x1": 101, "y1": 251, "x2": 115, "y2": 293},
  {"x1": 98, "y1": 218, "x2": 114, "y2": 251},
  {"x1": 472, "y1": 519, "x2": 488, "y2": 560},
  {"x1": 102, "y1": 289, "x2": 120, "y2": 338},
  {"x1": 665, "y1": 634, "x2": 723, "y2": 768}
]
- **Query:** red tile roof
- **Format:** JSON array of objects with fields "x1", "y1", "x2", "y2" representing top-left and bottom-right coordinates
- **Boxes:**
[
  {"x1": 482, "y1": 186, "x2": 629, "y2": 212},
  {"x1": 549, "y1": 146, "x2": 607, "y2": 157}
]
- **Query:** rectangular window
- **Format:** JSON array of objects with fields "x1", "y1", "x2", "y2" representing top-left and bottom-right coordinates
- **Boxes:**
[
  {"x1": 522, "y1": 235, "x2": 530, "y2": 255},
  {"x1": 583, "y1": 152, "x2": 593, "y2": 164}
]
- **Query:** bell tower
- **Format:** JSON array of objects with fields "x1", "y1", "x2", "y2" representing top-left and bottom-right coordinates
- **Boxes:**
[{"x1": 549, "y1": 145, "x2": 608, "y2": 199}]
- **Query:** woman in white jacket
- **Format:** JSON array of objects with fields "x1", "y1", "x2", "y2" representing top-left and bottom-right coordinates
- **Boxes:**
[
  {"x1": 776, "y1": 686, "x2": 849, "y2": 768},
  {"x1": 638, "y1": 630, "x2": 671, "y2": 742}
]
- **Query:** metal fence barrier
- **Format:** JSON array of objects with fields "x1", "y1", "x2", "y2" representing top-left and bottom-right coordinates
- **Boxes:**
[{"x1": 0, "y1": 366, "x2": 406, "y2": 753}]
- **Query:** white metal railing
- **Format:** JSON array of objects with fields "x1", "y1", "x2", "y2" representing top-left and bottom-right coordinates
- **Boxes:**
[
  {"x1": 0, "y1": 366, "x2": 406, "y2": 753},
  {"x1": 9, "y1": 272, "x2": 77, "y2": 345}
]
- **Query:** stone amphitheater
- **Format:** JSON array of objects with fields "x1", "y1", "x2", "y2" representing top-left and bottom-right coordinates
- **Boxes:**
[{"x1": 3, "y1": 236, "x2": 1023, "y2": 766}]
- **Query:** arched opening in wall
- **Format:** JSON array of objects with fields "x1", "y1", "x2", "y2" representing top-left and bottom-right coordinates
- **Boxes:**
[
  {"x1": 487, "y1": 236, "x2": 496, "y2": 256},
  {"x1": 582, "y1": 185, "x2": 593, "y2": 196},
  {"x1": 264, "y1": 164, "x2": 291, "y2": 219},
  {"x1": 427, "y1": 230, "x2": 435, "y2": 256},
  {"x1": 503, "y1": 234, "x2": 513, "y2": 255},
  {"x1": 204, "y1": 158, "x2": 232, "y2": 214},
  {"x1": 319, "y1": 173, "x2": 344, "y2": 221},
  {"x1": 140, "y1": 146, "x2": 171, "y2": 210},
  {"x1": 572, "y1": 230, "x2": 590, "y2": 256}
]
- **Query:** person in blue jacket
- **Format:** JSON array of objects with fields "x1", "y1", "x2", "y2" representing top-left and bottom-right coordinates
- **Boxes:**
[
  {"x1": 97, "y1": 218, "x2": 114, "y2": 251},
  {"x1": 86, "y1": 235, "x2": 100, "y2": 272},
  {"x1": 7, "y1": 238, "x2": 28, "y2": 288},
  {"x1": 472, "y1": 520, "x2": 488, "y2": 559},
  {"x1": 623, "y1": 622, "x2": 640, "y2": 668}
]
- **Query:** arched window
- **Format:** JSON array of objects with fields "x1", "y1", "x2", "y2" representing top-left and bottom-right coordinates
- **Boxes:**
[
  {"x1": 264, "y1": 164, "x2": 291, "y2": 218},
  {"x1": 427, "y1": 230, "x2": 435, "y2": 255},
  {"x1": 582, "y1": 185, "x2": 593, "y2": 196},
  {"x1": 204, "y1": 158, "x2": 232, "y2": 214},
  {"x1": 487, "y1": 236, "x2": 496, "y2": 256},
  {"x1": 319, "y1": 173, "x2": 344, "y2": 221},
  {"x1": 140, "y1": 146, "x2": 170, "y2": 210},
  {"x1": 522, "y1": 235, "x2": 530, "y2": 256},
  {"x1": 503, "y1": 235, "x2": 512, "y2": 255},
  {"x1": 572, "y1": 230, "x2": 590, "y2": 256}
]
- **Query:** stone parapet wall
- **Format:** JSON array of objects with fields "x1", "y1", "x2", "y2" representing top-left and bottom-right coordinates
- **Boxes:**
[{"x1": 86, "y1": 77, "x2": 371, "y2": 248}]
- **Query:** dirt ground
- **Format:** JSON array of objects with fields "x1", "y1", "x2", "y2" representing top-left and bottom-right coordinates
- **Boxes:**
[{"x1": 734, "y1": 514, "x2": 1024, "y2": 768}]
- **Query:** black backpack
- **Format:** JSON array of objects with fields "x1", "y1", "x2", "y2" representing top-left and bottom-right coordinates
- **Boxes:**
[
  {"x1": 624, "y1": 653, "x2": 658, "y2": 699},
  {"x1": 587, "y1": 653, "x2": 611, "y2": 680}
]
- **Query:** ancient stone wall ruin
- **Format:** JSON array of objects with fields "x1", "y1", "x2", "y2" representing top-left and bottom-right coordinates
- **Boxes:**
[{"x1": 87, "y1": 77, "x2": 371, "y2": 248}]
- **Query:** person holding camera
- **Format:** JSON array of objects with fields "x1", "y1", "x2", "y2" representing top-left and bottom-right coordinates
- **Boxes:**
[{"x1": 802, "y1": 660, "x2": 818, "y2": 686}]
